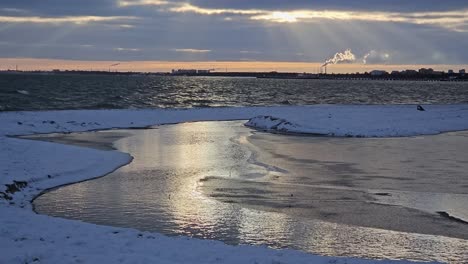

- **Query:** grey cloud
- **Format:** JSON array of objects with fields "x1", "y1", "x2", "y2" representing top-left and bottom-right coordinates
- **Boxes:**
[
  {"x1": 0, "y1": 1, "x2": 467, "y2": 64},
  {"x1": 187, "y1": 0, "x2": 468, "y2": 12}
]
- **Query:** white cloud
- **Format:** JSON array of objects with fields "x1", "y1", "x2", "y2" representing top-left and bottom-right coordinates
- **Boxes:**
[
  {"x1": 118, "y1": 24, "x2": 135, "y2": 28},
  {"x1": 240, "y1": 50, "x2": 262, "y2": 54},
  {"x1": 169, "y1": 3, "x2": 263, "y2": 16},
  {"x1": 0, "y1": 15, "x2": 137, "y2": 24},
  {"x1": 118, "y1": 0, "x2": 169, "y2": 7},
  {"x1": 0, "y1": 8, "x2": 28, "y2": 13},
  {"x1": 118, "y1": 1, "x2": 468, "y2": 32},
  {"x1": 172, "y1": 48, "x2": 211, "y2": 53},
  {"x1": 114, "y1": 47, "x2": 141, "y2": 52},
  {"x1": 363, "y1": 50, "x2": 391, "y2": 64},
  {"x1": 250, "y1": 10, "x2": 468, "y2": 31}
]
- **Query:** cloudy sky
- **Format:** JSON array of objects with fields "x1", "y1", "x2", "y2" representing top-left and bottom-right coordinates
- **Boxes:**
[{"x1": 0, "y1": 0, "x2": 467, "y2": 72}]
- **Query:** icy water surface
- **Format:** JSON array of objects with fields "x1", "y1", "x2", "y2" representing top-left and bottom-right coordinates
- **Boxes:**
[
  {"x1": 2, "y1": 74, "x2": 468, "y2": 111},
  {"x1": 33, "y1": 122, "x2": 468, "y2": 263}
]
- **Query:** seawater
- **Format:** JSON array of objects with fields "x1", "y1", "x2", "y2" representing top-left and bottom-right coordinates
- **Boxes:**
[{"x1": 1, "y1": 73, "x2": 468, "y2": 111}]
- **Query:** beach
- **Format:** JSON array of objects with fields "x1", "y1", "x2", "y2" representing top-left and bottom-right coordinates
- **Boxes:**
[{"x1": 1, "y1": 106, "x2": 468, "y2": 263}]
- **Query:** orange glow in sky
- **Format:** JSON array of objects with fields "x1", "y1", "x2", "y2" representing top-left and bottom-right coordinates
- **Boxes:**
[{"x1": 0, "y1": 58, "x2": 466, "y2": 74}]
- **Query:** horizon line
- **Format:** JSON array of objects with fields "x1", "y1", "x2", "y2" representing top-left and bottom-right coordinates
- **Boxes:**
[{"x1": 0, "y1": 58, "x2": 466, "y2": 74}]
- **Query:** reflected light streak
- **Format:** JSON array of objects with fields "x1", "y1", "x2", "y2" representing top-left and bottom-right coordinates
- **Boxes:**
[{"x1": 33, "y1": 122, "x2": 468, "y2": 262}]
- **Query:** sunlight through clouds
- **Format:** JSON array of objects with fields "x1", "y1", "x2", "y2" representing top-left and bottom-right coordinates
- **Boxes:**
[
  {"x1": 118, "y1": 1, "x2": 468, "y2": 32},
  {"x1": 0, "y1": 1, "x2": 466, "y2": 65}
]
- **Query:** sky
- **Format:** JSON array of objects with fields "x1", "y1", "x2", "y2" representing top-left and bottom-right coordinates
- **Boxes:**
[{"x1": 0, "y1": 0, "x2": 467, "y2": 72}]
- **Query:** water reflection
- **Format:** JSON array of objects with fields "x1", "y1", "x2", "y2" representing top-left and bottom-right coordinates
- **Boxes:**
[{"x1": 33, "y1": 121, "x2": 468, "y2": 263}]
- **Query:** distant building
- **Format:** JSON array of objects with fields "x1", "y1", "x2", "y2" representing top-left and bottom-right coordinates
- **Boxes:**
[
  {"x1": 171, "y1": 69, "x2": 197, "y2": 75},
  {"x1": 391, "y1": 71, "x2": 400, "y2": 75},
  {"x1": 402, "y1": 70, "x2": 418, "y2": 75},
  {"x1": 370, "y1": 70, "x2": 388, "y2": 76},
  {"x1": 448, "y1": 69, "x2": 454, "y2": 74},
  {"x1": 419, "y1": 68, "x2": 434, "y2": 74},
  {"x1": 460, "y1": 69, "x2": 466, "y2": 75},
  {"x1": 171, "y1": 69, "x2": 211, "y2": 75}
]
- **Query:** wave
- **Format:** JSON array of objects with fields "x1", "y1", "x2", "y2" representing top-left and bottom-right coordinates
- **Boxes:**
[{"x1": 16, "y1": 90, "x2": 30, "y2": 95}]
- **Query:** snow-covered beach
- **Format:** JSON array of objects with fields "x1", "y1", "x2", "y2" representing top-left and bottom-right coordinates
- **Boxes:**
[{"x1": 2, "y1": 105, "x2": 468, "y2": 264}]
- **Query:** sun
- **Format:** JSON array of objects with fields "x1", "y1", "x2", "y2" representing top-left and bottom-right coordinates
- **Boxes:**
[{"x1": 268, "y1": 12, "x2": 298, "y2": 23}]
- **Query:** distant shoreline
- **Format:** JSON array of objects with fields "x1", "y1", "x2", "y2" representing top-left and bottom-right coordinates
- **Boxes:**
[{"x1": 1, "y1": 70, "x2": 467, "y2": 82}]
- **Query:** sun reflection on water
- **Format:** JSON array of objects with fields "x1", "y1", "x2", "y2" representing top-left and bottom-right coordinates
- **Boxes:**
[{"x1": 33, "y1": 121, "x2": 468, "y2": 263}]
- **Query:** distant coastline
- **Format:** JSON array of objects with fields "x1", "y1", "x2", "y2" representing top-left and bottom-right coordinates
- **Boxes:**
[{"x1": 1, "y1": 68, "x2": 466, "y2": 82}]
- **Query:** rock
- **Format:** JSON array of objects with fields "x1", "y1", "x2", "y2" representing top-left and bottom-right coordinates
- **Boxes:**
[
  {"x1": 417, "y1": 105, "x2": 425, "y2": 111},
  {"x1": 374, "y1": 192, "x2": 391, "y2": 196},
  {"x1": 4, "y1": 180, "x2": 28, "y2": 194},
  {"x1": 0, "y1": 191, "x2": 12, "y2": 200}
]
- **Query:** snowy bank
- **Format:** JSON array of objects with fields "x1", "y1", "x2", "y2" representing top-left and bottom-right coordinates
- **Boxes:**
[
  {"x1": 1, "y1": 105, "x2": 463, "y2": 263},
  {"x1": 244, "y1": 105, "x2": 468, "y2": 137},
  {"x1": 2, "y1": 105, "x2": 468, "y2": 138}
]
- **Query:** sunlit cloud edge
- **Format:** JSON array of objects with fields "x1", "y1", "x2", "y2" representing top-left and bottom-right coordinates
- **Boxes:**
[{"x1": 118, "y1": 1, "x2": 468, "y2": 32}]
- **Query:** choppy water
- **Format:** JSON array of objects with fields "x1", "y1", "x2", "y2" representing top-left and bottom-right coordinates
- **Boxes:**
[
  {"x1": 1, "y1": 73, "x2": 468, "y2": 111},
  {"x1": 33, "y1": 122, "x2": 468, "y2": 263}
]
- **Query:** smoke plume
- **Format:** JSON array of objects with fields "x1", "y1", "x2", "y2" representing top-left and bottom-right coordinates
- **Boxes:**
[
  {"x1": 362, "y1": 50, "x2": 390, "y2": 64},
  {"x1": 322, "y1": 49, "x2": 356, "y2": 67},
  {"x1": 362, "y1": 52, "x2": 372, "y2": 64}
]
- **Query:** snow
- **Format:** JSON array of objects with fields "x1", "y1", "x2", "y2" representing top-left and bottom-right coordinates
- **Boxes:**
[
  {"x1": 2, "y1": 105, "x2": 467, "y2": 138},
  {"x1": 2, "y1": 205, "x2": 429, "y2": 264},
  {"x1": 2, "y1": 105, "x2": 465, "y2": 263},
  {"x1": 244, "y1": 105, "x2": 468, "y2": 137}
]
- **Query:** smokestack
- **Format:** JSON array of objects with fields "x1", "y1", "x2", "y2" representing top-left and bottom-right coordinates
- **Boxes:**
[
  {"x1": 109, "y1": 63, "x2": 121, "y2": 72},
  {"x1": 319, "y1": 65, "x2": 328, "y2": 74}
]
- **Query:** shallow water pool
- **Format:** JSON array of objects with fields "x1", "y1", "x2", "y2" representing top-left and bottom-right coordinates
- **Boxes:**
[{"x1": 33, "y1": 121, "x2": 468, "y2": 263}]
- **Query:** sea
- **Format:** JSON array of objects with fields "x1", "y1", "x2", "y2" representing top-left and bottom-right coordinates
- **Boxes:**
[{"x1": 1, "y1": 73, "x2": 467, "y2": 111}]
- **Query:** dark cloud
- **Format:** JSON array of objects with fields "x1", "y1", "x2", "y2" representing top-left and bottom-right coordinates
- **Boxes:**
[
  {"x1": 0, "y1": 1, "x2": 466, "y2": 64},
  {"x1": 1, "y1": 0, "x2": 467, "y2": 16},
  {"x1": 0, "y1": 0, "x2": 119, "y2": 16}
]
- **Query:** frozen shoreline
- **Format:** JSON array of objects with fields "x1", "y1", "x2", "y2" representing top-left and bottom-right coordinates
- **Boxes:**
[{"x1": 2, "y1": 105, "x2": 466, "y2": 263}]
